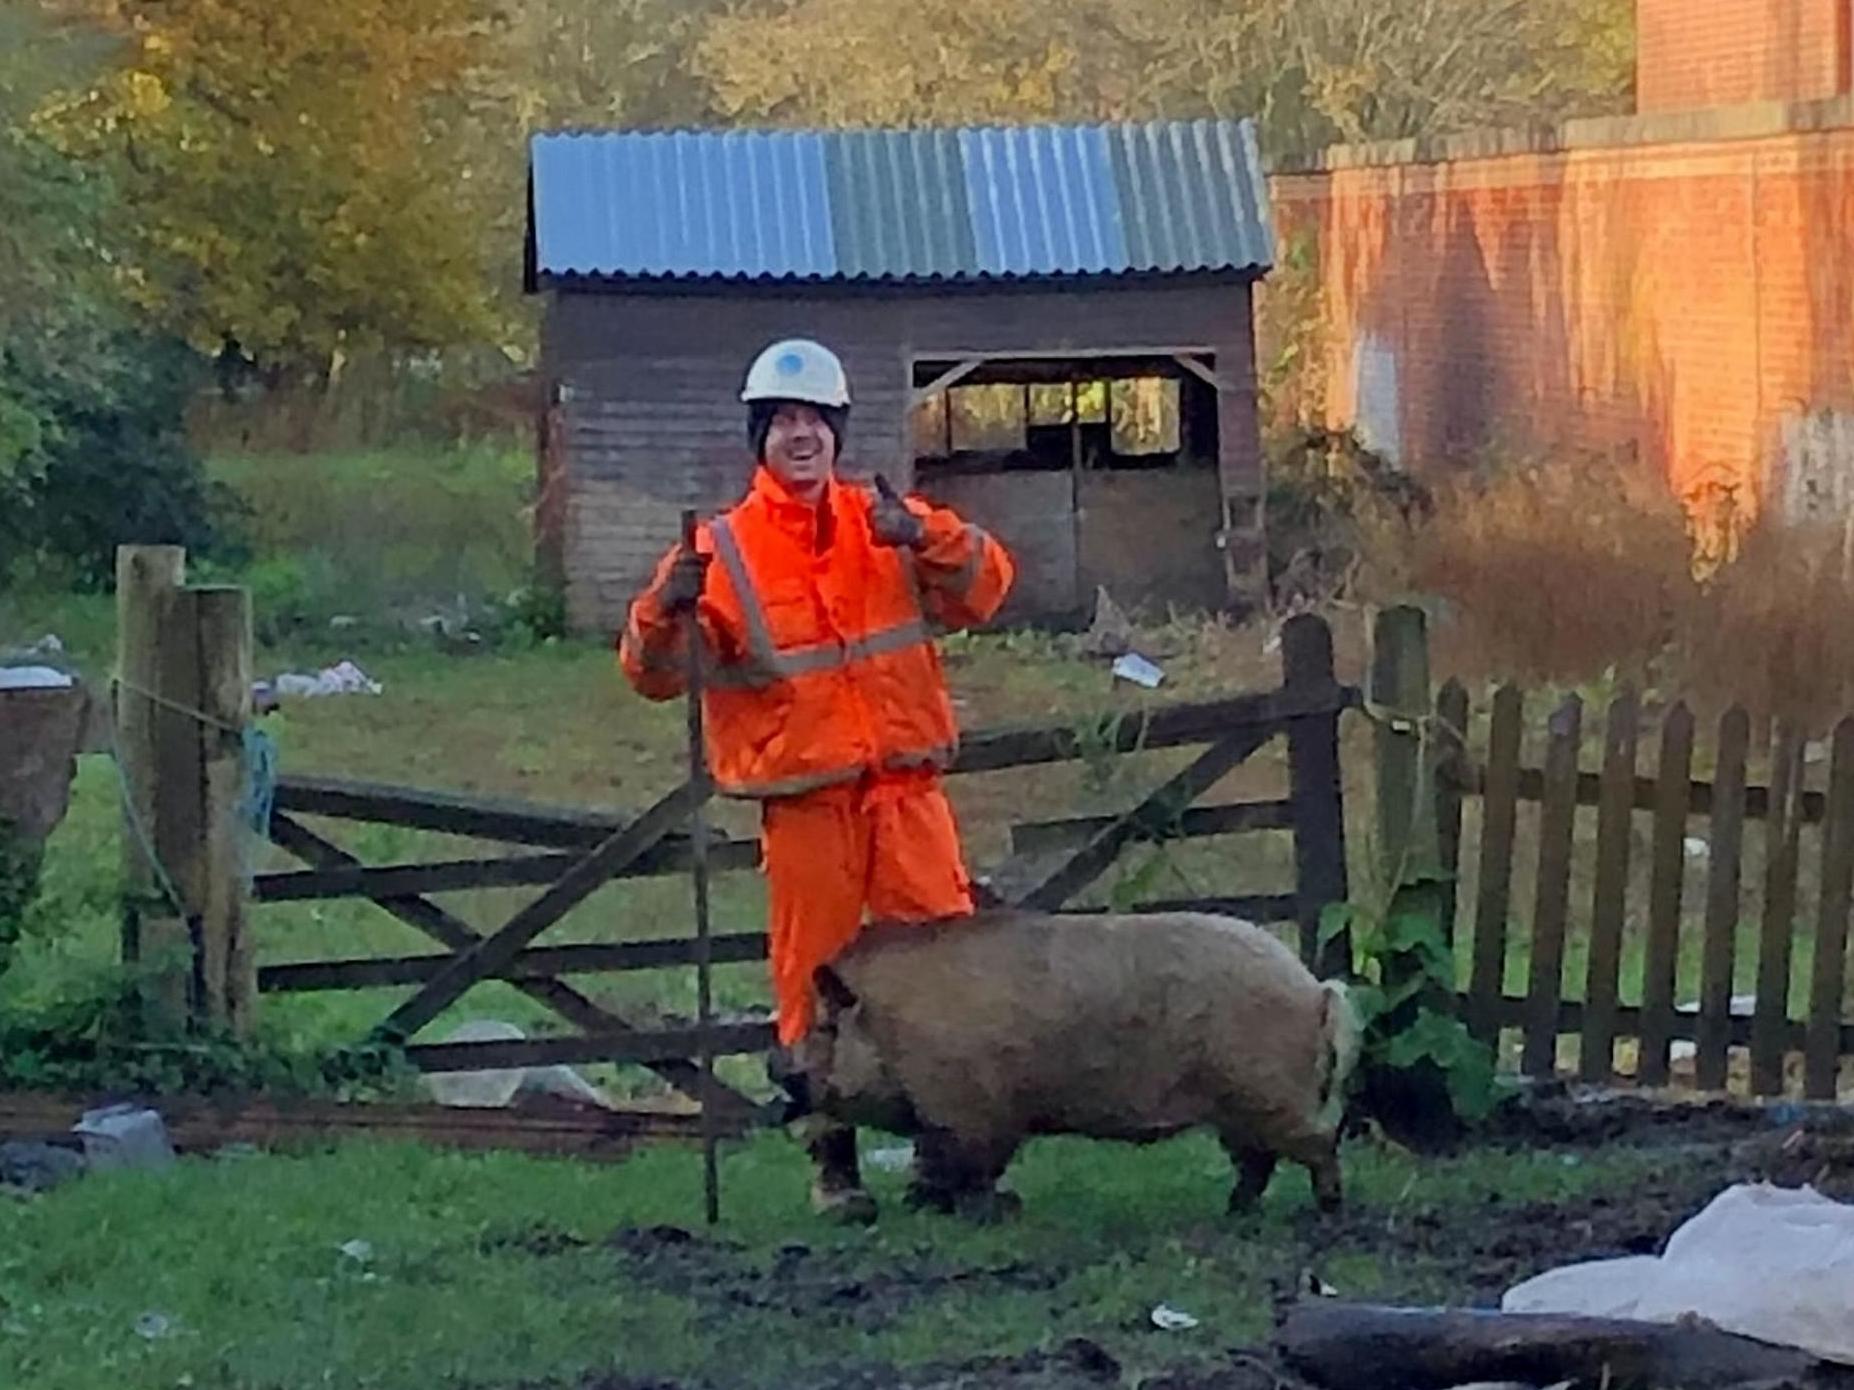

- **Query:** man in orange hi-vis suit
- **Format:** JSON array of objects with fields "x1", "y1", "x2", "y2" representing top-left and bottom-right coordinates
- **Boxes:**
[{"x1": 619, "y1": 337, "x2": 1015, "y2": 1222}]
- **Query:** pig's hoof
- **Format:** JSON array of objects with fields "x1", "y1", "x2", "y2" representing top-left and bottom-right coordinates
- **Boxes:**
[
  {"x1": 952, "y1": 1188, "x2": 1022, "y2": 1225},
  {"x1": 810, "y1": 1184, "x2": 878, "y2": 1226},
  {"x1": 903, "y1": 1182, "x2": 956, "y2": 1215}
]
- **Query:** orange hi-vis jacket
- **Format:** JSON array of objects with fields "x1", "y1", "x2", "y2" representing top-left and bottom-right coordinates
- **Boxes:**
[{"x1": 619, "y1": 467, "x2": 1015, "y2": 797}]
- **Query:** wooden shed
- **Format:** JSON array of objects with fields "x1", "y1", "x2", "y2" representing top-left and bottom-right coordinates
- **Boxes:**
[{"x1": 525, "y1": 119, "x2": 1276, "y2": 633}]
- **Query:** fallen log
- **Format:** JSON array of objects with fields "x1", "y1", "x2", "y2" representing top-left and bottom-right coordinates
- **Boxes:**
[{"x1": 1277, "y1": 1301, "x2": 1826, "y2": 1390}]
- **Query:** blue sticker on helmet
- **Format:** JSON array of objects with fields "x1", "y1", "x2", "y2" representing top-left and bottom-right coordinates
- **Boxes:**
[{"x1": 777, "y1": 351, "x2": 805, "y2": 376}]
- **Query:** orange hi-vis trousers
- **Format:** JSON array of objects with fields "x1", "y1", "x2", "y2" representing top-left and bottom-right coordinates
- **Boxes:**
[{"x1": 761, "y1": 767, "x2": 974, "y2": 1045}]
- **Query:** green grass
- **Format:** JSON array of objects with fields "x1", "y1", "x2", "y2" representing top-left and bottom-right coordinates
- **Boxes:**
[{"x1": 0, "y1": 1128, "x2": 1705, "y2": 1390}]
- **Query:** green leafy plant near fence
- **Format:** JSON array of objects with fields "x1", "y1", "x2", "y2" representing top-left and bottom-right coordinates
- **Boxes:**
[{"x1": 1322, "y1": 872, "x2": 1499, "y2": 1124}]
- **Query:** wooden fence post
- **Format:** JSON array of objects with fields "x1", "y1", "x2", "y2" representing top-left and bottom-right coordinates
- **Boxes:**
[
  {"x1": 1282, "y1": 615, "x2": 1348, "y2": 975},
  {"x1": 196, "y1": 586, "x2": 255, "y2": 1033},
  {"x1": 1369, "y1": 606, "x2": 1444, "y2": 899},
  {"x1": 117, "y1": 544, "x2": 191, "y2": 1032},
  {"x1": 115, "y1": 549, "x2": 255, "y2": 1035},
  {"x1": 1363, "y1": 605, "x2": 1463, "y2": 1143}
]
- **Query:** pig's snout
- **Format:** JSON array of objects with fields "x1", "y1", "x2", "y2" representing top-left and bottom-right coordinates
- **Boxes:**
[{"x1": 766, "y1": 1046, "x2": 817, "y2": 1125}]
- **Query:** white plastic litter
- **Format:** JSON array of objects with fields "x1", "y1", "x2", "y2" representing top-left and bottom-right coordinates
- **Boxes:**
[
  {"x1": 1112, "y1": 653, "x2": 1165, "y2": 689},
  {"x1": 865, "y1": 1145, "x2": 914, "y2": 1174},
  {"x1": 1150, "y1": 1304, "x2": 1201, "y2": 1332},
  {"x1": 72, "y1": 1105, "x2": 175, "y2": 1172},
  {"x1": 271, "y1": 660, "x2": 383, "y2": 698},
  {"x1": 421, "y1": 1020, "x2": 616, "y2": 1110},
  {"x1": 0, "y1": 666, "x2": 75, "y2": 690},
  {"x1": 1503, "y1": 1183, "x2": 1854, "y2": 1365}
]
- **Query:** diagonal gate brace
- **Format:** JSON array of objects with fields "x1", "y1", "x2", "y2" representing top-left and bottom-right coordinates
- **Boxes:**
[
  {"x1": 270, "y1": 813, "x2": 755, "y2": 1116},
  {"x1": 1010, "y1": 725, "x2": 1279, "y2": 911},
  {"x1": 372, "y1": 780, "x2": 707, "y2": 1044}
]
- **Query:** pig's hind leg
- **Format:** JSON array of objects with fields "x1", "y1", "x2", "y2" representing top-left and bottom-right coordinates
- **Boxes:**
[
  {"x1": 906, "y1": 1127, "x2": 1022, "y2": 1224},
  {"x1": 1219, "y1": 1132, "x2": 1278, "y2": 1215}
]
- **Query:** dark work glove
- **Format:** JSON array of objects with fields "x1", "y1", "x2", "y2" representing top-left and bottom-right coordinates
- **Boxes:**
[
  {"x1": 660, "y1": 546, "x2": 711, "y2": 614},
  {"x1": 869, "y1": 474, "x2": 926, "y2": 550}
]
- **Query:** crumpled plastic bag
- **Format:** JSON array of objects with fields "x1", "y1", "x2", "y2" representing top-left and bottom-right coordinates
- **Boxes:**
[
  {"x1": 1503, "y1": 1183, "x2": 1854, "y2": 1365},
  {"x1": 268, "y1": 660, "x2": 383, "y2": 699},
  {"x1": 422, "y1": 1019, "x2": 615, "y2": 1110}
]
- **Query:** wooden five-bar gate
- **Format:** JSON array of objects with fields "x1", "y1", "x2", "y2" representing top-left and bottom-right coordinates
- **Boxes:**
[{"x1": 251, "y1": 615, "x2": 1355, "y2": 1121}]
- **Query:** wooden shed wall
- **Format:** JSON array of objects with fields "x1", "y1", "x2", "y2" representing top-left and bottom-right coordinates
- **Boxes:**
[{"x1": 539, "y1": 279, "x2": 1260, "y2": 634}]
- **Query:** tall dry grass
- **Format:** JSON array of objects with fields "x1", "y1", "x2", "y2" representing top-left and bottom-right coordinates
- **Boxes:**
[{"x1": 1362, "y1": 451, "x2": 1854, "y2": 729}]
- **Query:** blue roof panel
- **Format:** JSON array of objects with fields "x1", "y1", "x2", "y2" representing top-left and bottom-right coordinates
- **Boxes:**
[{"x1": 527, "y1": 118, "x2": 1272, "y2": 284}]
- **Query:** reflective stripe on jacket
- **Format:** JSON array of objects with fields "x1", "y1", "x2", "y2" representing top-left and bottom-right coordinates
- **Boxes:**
[{"x1": 618, "y1": 466, "x2": 1015, "y2": 798}]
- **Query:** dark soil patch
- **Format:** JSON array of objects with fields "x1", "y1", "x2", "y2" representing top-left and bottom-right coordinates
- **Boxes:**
[
  {"x1": 571, "y1": 1340, "x2": 1315, "y2": 1390},
  {"x1": 1481, "y1": 1084, "x2": 1807, "y2": 1153},
  {"x1": 605, "y1": 1223, "x2": 1062, "y2": 1331},
  {"x1": 1304, "y1": 1162, "x2": 1724, "y2": 1306}
]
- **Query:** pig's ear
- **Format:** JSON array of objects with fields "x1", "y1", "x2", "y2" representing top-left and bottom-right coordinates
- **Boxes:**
[{"x1": 814, "y1": 965, "x2": 858, "y2": 1013}]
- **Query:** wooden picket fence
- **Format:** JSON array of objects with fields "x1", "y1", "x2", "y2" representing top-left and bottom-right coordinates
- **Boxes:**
[{"x1": 1430, "y1": 679, "x2": 1854, "y2": 1100}]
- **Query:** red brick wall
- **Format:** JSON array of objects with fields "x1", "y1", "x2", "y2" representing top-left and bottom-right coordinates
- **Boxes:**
[
  {"x1": 1638, "y1": 0, "x2": 1849, "y2": 111},
  {"x1": 1268, "y1": 110, "x2": 1854, "y2": 524}
]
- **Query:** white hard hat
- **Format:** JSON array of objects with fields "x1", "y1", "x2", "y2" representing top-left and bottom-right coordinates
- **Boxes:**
[{"x1": 741, "y1": 338, "x2": 851, "y2": 409}]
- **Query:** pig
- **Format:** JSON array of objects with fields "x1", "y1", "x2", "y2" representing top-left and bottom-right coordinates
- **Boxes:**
[{"x1": 780, "y1": 908, "x2": 1361, "y2": 1222}]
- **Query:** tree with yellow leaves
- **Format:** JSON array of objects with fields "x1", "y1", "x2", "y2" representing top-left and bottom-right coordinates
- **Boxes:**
[{"x1": 43, "y1": 0, "x2": 506, "y2": 374}]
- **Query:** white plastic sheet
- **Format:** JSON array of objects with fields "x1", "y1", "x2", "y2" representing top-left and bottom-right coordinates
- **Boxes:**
[
  {"x1": 1503, "y1": 1183, "x2": 1854, "y2": 1365},
  {"x1": 421, "y1": 1019, "x2": 615, "y2": 1110}
]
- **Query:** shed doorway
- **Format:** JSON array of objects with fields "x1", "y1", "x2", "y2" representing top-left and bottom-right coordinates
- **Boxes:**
[{"x1": 909, "y1": 354, "x2": 1226, "y2": 626}]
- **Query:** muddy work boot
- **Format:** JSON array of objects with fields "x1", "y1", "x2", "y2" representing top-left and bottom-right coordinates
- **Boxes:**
[{"x1": 804, "y1": 1122, "x2": 876, "y2": 1226}]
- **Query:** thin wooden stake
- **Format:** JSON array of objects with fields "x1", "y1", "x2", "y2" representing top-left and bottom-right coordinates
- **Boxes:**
[
  {"x1": 1752, "y1": 724, "x2": 1805, "y2": 1096},
  {"x1": 682, "y1": 509, "x2": 720, "y2": 1227},
  {"x1": 1697, "y1": 708, "x2": 1750, "y2": 1093},
  {"x1": 1582, "y1": 689, "x2": 1639, "y2": 1083},
  {"x1": 1639, "y1": 703, "x2": 1694, "y2": 1088},
  {"x1": 1524, "y1": 695, "x2": 1582, "y2": 1078},
  {"x1": 1469, "y1": 686, "x2": 1523, "y2": 1045},
  {"x1": 1804, "y1": 719, "x2": 1854, "y2": 1100}
]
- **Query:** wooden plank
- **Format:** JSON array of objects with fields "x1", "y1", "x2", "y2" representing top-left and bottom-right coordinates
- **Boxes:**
[
  {"x1": 1697, "y1": 707, "x2": 1751, "y2": 1093},
  {"x1": 272, "y1": 777, "x2": 635, "y2": 848},
  {"x1": 1752, "y1": 724, "x2": 1806, "y2": 1096},
  {"x1": 255, "y1": 853, "x2": 583, "y2": 902},
  {"x1": 374, "y1": 781, "x2": 707, "y2": 1043},
  {"x1": 1523, "y1": 695, "x2": 1582, "y2": 1077},
  {"x1": 1638, "y1": 702, "x2": 1695, "y2": 1088},
  {"x1": 259, "y1": 933, "x2": 772, "y2": 993},
  {"x1": 1008, "y1": 800, "x2": 1293, "y2": 857},
  {"x1": 1805, "y1": 718, "x2": 1854, "y2": 1100},
  {"x1": 951, "y1": 684, "x2": 1358, "y2": 775},
  {"x1": 1285, "y1": 615, "x2": 1350, "y2": 973},
  {"x1": 1469, "y1": 686, "x2": 1524, "y2": 1044},
  {"x1": 1446, "y1": 764, "x2": 1830, "y2": 826},
  {"x1": 194, "y1": 586, "x2": 254, "y2": 1034},
  {"x1": 268, "y1": 815, "x2": 753, "y2": 1115},
  {"x1": 1009, "y1": 727, "x2": 1276, "y2": 912},
  {"x1": 1581, "y1": 689, "x2": 1639, "y2": 1083},
  {"x1": 1473, "y1": 992, "x2": 1854, "y2": 1055},
  {"x1": 0, "y1": 1092, "x2": 741, "y2": 1161},
  {"x1": 1434, "y1": 679, "x2": 1471, "y2": 947},
  {"x1": 405, "y1": 1022, "x2": 775, "y2": 1073}
]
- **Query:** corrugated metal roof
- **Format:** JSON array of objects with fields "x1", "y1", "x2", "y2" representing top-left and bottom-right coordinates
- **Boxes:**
[{"x1": 527, "y1": 118, "x2": 1272, "y2": 286}]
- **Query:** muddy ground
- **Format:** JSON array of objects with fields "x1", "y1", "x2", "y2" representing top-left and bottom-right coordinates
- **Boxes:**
[{"x1": 507, "y1": 1094, "x2": 1854, "y2": 1390}]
